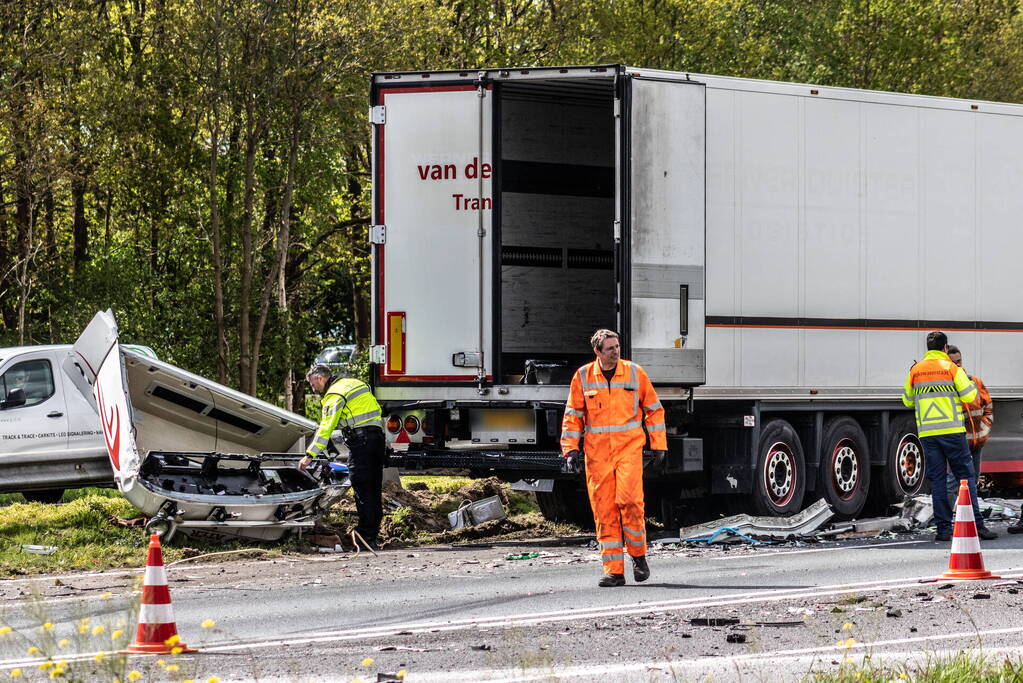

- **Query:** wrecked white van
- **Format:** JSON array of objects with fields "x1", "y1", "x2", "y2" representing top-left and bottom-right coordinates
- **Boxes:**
[{"x1": 66, "y1": 310, "x2": 347, "y2": 542}]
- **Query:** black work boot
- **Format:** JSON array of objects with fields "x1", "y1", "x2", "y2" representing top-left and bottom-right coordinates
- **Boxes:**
[
  {"x1": 1009, "y1": 519, "x2": 1023, "y2": 535},
  {"x1": 632, "y1": 555, "x2": 650, "y2": 583},
  {"x1": 977, "y1": 527, "x2": 998, "y2": 540},
  {"x1": 598, "y1": 573, "x2": 626, "y2": 587}
]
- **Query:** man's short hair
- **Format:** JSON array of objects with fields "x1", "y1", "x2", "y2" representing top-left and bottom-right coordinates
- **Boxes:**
[
  {"x1": 926, "y1": 330, "x2": 948, "y2": 351},
  {"x1": 306, "y1": 364, "x2": 332, "y2": 381},
  {"x1": 590, "y1": 329, "x2": 619, "y2": 351},
  {"x1": 946, "y1": 344, "x2": 961, "y2": 356}
]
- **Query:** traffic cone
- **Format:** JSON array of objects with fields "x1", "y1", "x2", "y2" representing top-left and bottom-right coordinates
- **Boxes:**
[
  {"x1": 124, "y1": 534, "x2": 197, "y2": 654},
  {"x1": 939, "y1": 479, "x2": 1000, "y2": 581}
]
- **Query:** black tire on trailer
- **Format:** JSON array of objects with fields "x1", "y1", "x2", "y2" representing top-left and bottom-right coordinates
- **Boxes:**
[
  {"x1": 751, "y1": 419, "x2": 806, "y2": 516},
  {"x1": 535, "y1": 480, "x2": 595, "y2": 530},
  {"x1": 22, "y1": 489, "x2": 65, "y2": 504},
  {"x1": 818, "y1": 416, "x2": 871, "y2": 519},
  {"x1": 871, "y1": 414, "x2": 926, "y2": 506}
]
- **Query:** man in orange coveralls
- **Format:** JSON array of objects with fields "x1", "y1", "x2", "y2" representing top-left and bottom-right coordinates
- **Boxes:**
[{"x1": 561, "y1": 329, "x2": 667, "y2": 587}]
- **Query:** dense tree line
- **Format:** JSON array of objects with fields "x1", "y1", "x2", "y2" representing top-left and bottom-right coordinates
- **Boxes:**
[{"x1": 2, "y1": 0, "x2": 1022, "y2": 408}]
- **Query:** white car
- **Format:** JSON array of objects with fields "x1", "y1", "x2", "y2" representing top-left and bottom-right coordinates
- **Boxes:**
[{"x1": 0, "y1": 343, "x2": 155, "y2": 502}]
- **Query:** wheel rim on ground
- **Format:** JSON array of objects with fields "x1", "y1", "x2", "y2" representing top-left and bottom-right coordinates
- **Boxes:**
[
  {"x1": 764, "y1": 441, "x2": 795, "y2": 507},
  {"x1": 896, "y1": 435, "x2": 923, "y2": 492},
  {"x1": 832, "y1": 438, "x2": 860, "y2": 499}
]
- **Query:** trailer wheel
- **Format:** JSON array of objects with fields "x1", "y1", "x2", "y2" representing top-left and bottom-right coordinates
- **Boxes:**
[
  {"x1": 871, "y1": 415, "x2": 925, "y2": 506},
  {"x1": 535, "y1": 481, "x2": 595, "y2": 530},
  {"x1": 818, "y1": 417, "x2": 871, "y2": 519},
  {"x1": 22, "y1": 489, "x2": 65, "y2": 504},
  {"x1": 752, "y1": 419, "x2": 806, "y2": 516}
]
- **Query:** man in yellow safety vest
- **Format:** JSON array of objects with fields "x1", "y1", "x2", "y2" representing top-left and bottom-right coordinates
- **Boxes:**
[
  {"x1": 902, "y1": 331, "x2": 979, "y2": 542},
  {"x1": 301, "y1": 364, "x2": 385, "y2": 547}
]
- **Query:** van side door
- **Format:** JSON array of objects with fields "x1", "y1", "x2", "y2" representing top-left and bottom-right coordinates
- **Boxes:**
[{"x1": 0, "y1": 353, "x2": 70, "y2": 457}]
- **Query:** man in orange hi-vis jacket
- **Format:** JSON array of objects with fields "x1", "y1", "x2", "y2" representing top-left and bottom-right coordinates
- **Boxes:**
[{"x1": 561, "y1": 329, "x2": 667, "y2": 587}]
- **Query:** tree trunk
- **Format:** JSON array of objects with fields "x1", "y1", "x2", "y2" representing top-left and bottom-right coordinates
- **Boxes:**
[
  {"x1": 238, "y1": 103, "x2": 258, "y2": 395},
  {"x1": 251, "y1": 114, "x2": 301, "y2": 395},
  {"x1": 71, "y1": 174, "x2": 88, "y2": 272}
]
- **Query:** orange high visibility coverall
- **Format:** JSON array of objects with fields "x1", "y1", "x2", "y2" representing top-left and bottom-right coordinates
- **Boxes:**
[{"x1": 561, "y1": 360, "x2": 666, "y2": 575}]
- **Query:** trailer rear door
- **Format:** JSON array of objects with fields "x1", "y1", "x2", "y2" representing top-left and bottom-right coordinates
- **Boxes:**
[
  {"x1": 372, "y1": 83, "x2": 493, "y2": 383},
  {"x1": 626, "y1": 76, "x2": 706, "y2": 386}
]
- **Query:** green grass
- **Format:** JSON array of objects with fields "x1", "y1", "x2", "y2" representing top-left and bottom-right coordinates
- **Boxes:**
[
  {"x1": 0, "y1": 494, "x2": 290, "y2": 577},
  {"x1": 807, "y1": 651, "x2": 1023, "y2": 682},
  {"x1": 0, "y1": 487, "x2": 122, "y2": 507},
  {"x1": 400, "y1": 475, "x2": 474, "y2": 494}
]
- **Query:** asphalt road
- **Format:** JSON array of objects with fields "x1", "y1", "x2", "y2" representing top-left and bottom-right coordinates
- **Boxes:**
[{"x1": 2, "y1": 523, "x2": 1023, "y2": 681}]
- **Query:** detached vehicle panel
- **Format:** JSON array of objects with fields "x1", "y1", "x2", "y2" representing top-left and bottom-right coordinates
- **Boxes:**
[{"x1": 68, "y1": 311, "x2": 346, "y2": 542}]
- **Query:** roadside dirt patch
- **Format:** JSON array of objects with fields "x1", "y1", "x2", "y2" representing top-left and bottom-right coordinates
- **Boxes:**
[{"x1": 320, "y1": 477, "x2": 573, "y2": 548}]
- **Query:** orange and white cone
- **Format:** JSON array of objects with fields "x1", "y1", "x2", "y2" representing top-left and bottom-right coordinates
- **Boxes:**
[
  {"x1": 124, "y1": 534, "x2": 197, "y2": 654},
  {"x1": 939, "y1": 479, "x2": 1000, "y2": 581}
]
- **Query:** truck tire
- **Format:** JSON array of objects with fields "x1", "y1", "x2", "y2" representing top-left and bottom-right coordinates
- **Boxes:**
[
  {"x1": 751, "y1": 419, "x2": 806, "y2": 516},
  {"x1": 818, "y1": 417, "x2": 871, "y2": 519},
  {"x1": 535, "y1": 481, "x2": 595, "y2": 530},
  {"x1": 871, "y1": 415, "x2": 926, "y2": 507},
  {"x1": 22, "y1": 489, "x2": 65, "y2": 504}
]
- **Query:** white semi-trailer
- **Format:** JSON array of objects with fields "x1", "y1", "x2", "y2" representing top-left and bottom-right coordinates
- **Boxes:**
[{"x1": 368, "y1": 65, "x2": 1023, "y2": 525}]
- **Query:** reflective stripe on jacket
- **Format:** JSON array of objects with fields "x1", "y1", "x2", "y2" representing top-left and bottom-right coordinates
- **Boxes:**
[
  {"x1": 901, "y1": 350, "x2": 977, "y2": 438},
  {"x1": 963, "y1": 374, "x2": 994, "y2": 452},
  {"x1": 307, "y1": 377, "x2": 383, "y2": 458},
  {"x1": 560, "y1": 359, "x2": 667, "y2": 455}
]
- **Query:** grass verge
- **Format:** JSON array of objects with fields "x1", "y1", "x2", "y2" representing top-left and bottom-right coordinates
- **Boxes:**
[{"x1": 807, "y1": 651, "x2": 1023, "y2": 682}]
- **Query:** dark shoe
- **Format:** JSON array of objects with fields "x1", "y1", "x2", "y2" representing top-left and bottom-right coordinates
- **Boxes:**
[
  {"x1": 1008, "y1": 521, "x2": 1023, "y2": 535},
  {"x1": 935, "y1": 531, "x2": 953, "y2": 542},
  {"x1": 632, "y1": 555, "x2": 650, "y2": 583},
  {"x1": 598, "y1": 573, "x2": 626, "y2": 587},
  {"x1": 977, "y1": 527, "x2": 998, "y2": 541}
]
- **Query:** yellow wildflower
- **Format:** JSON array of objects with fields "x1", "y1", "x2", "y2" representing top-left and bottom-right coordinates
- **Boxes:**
[
  {"x1": 397, "y1": 671, "x2": 407, "y2": 679},
  {"x1": 41, "y1": 623, "x2": 54, "y2": 632},
  {"x1": 846, "y1": 638, "x2": 855, "y2": 647},
  {"x1": 853, "y1": 673, "x2": 861, "y2": 680},
  {"x1": 94, "y1": 653, "x2": 106, "y2": 663},
  {"x1": 171, "y1": 646, "x2": 184, "y2": 655},
  {"x1": 111, "y1": 629, "x2": 124, "y2": 640},
  {"x1": 100, "y1": 592, "x2": 113, "y2": 600},
  {"x1": 57, "y1": 640, "x2": 69, "y2": 648},
  {"x1": 201, "y1": 620, "x2": 216, "y2": 629},
  {"x1": 92, "y1": 625, "x2": 106, "y2": 636},
  {"x1": 166, "y1": 665, "x2": 180, "y2": 673},
  {"x1": 842, "y1": 622, "x2": 853, "y2": 631},
  {"x1": 127, "y1": 671, "x2": 142, "y2": 682},
  {"x1": 26, "y1": 647, "x2": 39, "y2": 655},
  {"x1": 361, "y1": 657, "x2": 374, "y2": 667},
  {"x1": 899, "y1": 675, "x2": 908, "y2": 680},
  {"x1": 183, "y1": 680, "x2": 195, "y2": 683},
  {"x1": 165, "y1": 634, "x2": 181, "y2": 646},
  {"x1": 0, "y1": 626, "x2": 12, "y2": 636},
  {"x1": 206, "y1": 677, "x2": 220, "y2": 683},
  {"x1": 49, "y1": 669, "x2": 64, "y2": 680},
  {"x1": 156, "y1": 660, "x2": 166, "y2": 668},
  {"x1": 39, "y1": 662, "x2": 53, "y2": 671},
  {"x1": 9, "y1": 670, "x2": 22, "y2": 678}
]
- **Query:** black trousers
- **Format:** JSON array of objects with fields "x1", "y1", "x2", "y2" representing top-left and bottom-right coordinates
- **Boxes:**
[{"x1": 346, "y1": 427, "x2": 386, "y2": 541}]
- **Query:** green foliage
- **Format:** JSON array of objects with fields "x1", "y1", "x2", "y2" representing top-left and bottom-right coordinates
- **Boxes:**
[
  {"x1": 2, "y1": 0, "x2": 1023, "y2": 408},
  {"x1": 807, "y1": 651, "x2": 1023, "y2": 682}
]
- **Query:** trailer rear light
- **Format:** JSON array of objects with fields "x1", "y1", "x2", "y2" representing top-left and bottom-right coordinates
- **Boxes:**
[
  {"x1": 403, "y1": 416, "x2": 421, "y2": 434},
  {"x1": 386, "y1": 415, "x2": 401, "y2": 434}
]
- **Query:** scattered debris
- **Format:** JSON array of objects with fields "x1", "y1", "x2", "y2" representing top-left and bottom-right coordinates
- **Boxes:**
[
  {"x1": 448, "y1": 496, "x2": 507, "y2": 530},
  {"x1": 851, "y1": 516, "x2": 910, "y2": 533},
  {"x1": 504, "y1": 552, "x2": 541, "y2": 561},
  {"x1": 898, "y1": 495, "x2": 934, "y2": 529},
  {"x1": 375, "y1": 645, "x2": 430, "y2": 653},
  {"x1": 684, "y1": 527, "x2": 766, "y2": 545},
  {"x1": 973, "y1": 593, "x2": 992, "y2": 600},
  {"x1": 726, "y1": 633, "x2": 747, "y2": 644},
  {"x1": 690, "y1": 617, "x2": 740, "y2": 627},
  {"x1": 471, "y1": 644, "x2": 491, "y2": 651},
  {"x1": 680, "y1": 499, "x2": 834, "y2": 541},
  {"x1": 21, "y1": 545, "x2": 57, "y2": 555},
  {"x1": 886, "y1": 609, "x2": 903, "y2": 618}
]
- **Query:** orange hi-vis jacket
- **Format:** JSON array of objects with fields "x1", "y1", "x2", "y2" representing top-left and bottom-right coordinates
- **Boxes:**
[
  {"x1": 901, "y1": 350, "x2": 977, "y2": 439},
  {"x1": 963, "y1": 374, "x2": 994, "y2": 452},
  {"x1": 561, "y1": 359, "x2": 667, "y2": 457},
  {"x1": 561, "y1": 359, "x2": 666, "y2": 575}
]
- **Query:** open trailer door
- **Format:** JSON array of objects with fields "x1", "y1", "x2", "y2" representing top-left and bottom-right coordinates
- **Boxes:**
[
  {"x1": 371, "y1": 77, "x2": 493, "y2": 386},
  {"x1": 625, "y1": 74, "x2": 706, "y2": 387}
]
